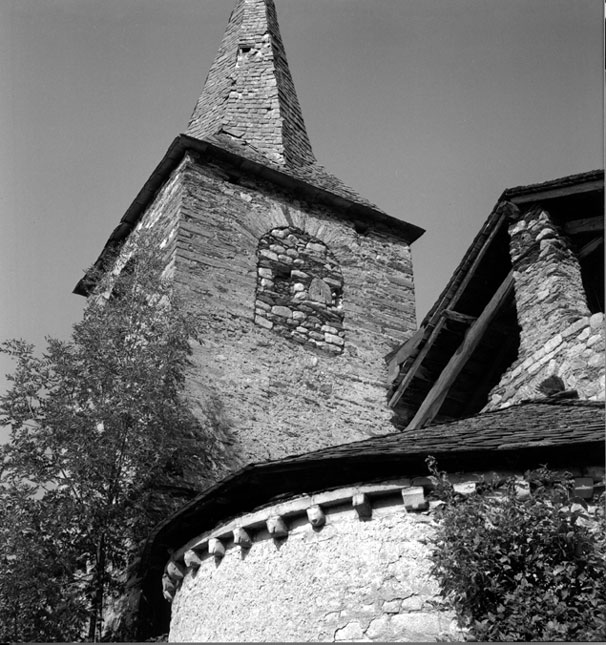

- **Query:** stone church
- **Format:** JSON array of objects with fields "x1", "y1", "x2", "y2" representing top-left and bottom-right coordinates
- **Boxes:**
[{"x1": 76, "y1": 0, "x2": 605, "y2": 640}]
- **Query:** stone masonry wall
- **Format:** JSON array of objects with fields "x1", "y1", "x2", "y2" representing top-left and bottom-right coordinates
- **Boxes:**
[
  {"x1": 485, "y1": 206, "x2": 604, "y2": 409},
  {"x1": 120, "y1": 159, "x2": 185, "y2": 277},
  {"x1": 255, "y1": 227, "x2": 345, "y2": 354},
  {"x1": 173, "y1": 152, "x2": 417, "y2": 468},
  {"x1": 165, "y1": 467, "x2": 604, "y2": 642},
  {"x1": 168, "y1": 484, "x2": 459, "y2": 642}
]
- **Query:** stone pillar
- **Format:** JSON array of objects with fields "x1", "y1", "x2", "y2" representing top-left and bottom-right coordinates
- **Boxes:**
[
  {"x1": 484, "y1": 205, "x2": 605, "y2": 408},
  {"x1": 509, "y1": 205, "x2": 590, "y2": 357}
]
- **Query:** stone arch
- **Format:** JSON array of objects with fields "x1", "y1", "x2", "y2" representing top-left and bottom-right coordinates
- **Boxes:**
[{"x1": 253, "y1": 226, "x2": 345, "y2": 354}]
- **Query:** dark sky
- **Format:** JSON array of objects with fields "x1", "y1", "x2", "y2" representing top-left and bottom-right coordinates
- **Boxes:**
[{"x1": 0, "y1": 0, "x2": 602, "y2": 410}]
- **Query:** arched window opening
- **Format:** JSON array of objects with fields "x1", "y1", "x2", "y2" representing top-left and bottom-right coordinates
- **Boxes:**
[{"x1": 254, "y1": 227, "x2": 345, "y2": 354}]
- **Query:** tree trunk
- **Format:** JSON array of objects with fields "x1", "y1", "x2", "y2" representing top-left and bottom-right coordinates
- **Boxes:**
[{"x1": 87, "y1": 534, "x2": 106, "y2": 642}]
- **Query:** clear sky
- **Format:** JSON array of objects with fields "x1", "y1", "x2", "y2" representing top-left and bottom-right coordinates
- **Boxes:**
[{"x1": 0, "y1": 0, "x2": 603, "y2": 406}]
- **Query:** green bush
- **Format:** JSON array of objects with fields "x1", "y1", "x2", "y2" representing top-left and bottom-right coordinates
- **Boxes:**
[{"x1": 427, "y1": 457, "x2": 606, "y2": 641}]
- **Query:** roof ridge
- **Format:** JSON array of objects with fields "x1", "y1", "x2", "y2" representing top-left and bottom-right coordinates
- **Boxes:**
[
  {"x1": 186, "y1": 0, "x2": 315, "y2": 168},
  {"x1": 501, "y1": 169, "x2": 604, "y2": 199}
]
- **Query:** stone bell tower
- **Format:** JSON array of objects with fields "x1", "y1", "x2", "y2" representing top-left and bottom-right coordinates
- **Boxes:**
[{"x1": 76, "y1": 0, "x2": 424, "y2": 477}]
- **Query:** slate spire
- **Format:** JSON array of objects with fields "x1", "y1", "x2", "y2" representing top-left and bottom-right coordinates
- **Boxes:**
[{"x1": 187, "y1": 0, "x2": 316, "y2": 167}]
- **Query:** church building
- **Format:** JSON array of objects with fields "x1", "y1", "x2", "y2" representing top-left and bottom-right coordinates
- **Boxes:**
[{"x1": 75, "y1": 0, "x2": 604, "y2": 641}]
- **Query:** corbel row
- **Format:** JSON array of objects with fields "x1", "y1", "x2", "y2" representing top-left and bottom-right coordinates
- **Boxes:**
[{"x1": 162, "y1": 480, "x2": 430, "y2": 602}]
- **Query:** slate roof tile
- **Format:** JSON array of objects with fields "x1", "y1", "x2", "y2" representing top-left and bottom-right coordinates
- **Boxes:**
[
  {"x1": 281, "y1": 399, "x2": 604, "y2": 462},
  {"x1": 187, "y1": 0, "x2": 316, "y2": 168}
]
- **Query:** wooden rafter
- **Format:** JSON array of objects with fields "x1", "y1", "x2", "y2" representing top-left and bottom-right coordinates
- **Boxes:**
[
  {"x1": 461, "y1": 331, "x2": 518, "y2": 416},
  {"x1": 564, "y1": 216, "x2": 604, "y2": 235},
  {"x1": 579, "y1": 237, "x2": 604, "y2": 259},
  {"x1": 388, "y1": 209, "x2": 512, "y2": 409},
  {"x1": 405, "y1": 271, "x2": 515, "y2": 431},
  {"x1": 443, "y1": 309, "x2": 477, "y2": 325}
]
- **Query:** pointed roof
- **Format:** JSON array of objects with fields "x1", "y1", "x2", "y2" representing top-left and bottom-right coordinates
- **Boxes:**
[
  {"x1": 187, "y1": 0, "x2": 315, "y2": 168},
  {"x1": 73, "y1": 0, "x2": 426, "y2": 297}
]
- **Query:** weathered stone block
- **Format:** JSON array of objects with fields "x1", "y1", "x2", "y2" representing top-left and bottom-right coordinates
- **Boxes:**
[
  {"x1": 233, "y1": 527, "x2": 252, "y2": 548},
  {"x1": 255, "y1": 315, "x2": 273, "y2": 329},
  {"x1": 271, "y1": 305, "x2": 292, "y2": 318},
  {"x1": 208, "y1": 538, "x2": 225, "y2": 558},
  {"x1": 166, "y1": 560, "x2": 186, "y2": 580},
  {"x1": 402, "y1": 486, "x2": 427, "y2": 511},
  {"x1": 259, "y1": 249, "x2": 279, "y2": 261},
  {"x1": 391, "y1": 612, "x2": 447, "y2": 640},
  {"x1": 334, "y1": 621, "x2": 366, "y2": 641},
  {"x1": 183, "y1": 550, "x2": 203, "y2": 569},
  {"x1": 544, "y1": 333, "x2": 563, "y2": 354},
  {"x1": 266, "y1": 515, "x2": 289, "y2": 538},
  {"x1": 366, "y1": 615, "x2": 390, "y2": 639},
  {"x1": 589, "y1": 312, "x2": 604, "y2": 329},
  {"x1": 352, "y1": 493, "x2": 372, "y2": 519},
  {"x1": 382, "y1": 599, "x2": 401, "y2": 614},
  {"x1": 306, "y1": 505, "x2": 326, "y2": 528},
  {"x1": 306, "y1": 242, "x2": 327, "y2": 255}
]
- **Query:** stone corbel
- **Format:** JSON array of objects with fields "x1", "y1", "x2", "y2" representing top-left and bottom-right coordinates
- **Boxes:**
[
  {"x1": 166, "y1": 560, "x2": 186, "y2": 581},
  {"x1": 401, "y1": 486, "x2": 428, "y2": 511},
  {"x1": 306, "y1": 504, "x2": 326, "y2": 527},
  {"x1": 208, "y1": 537, "x2": 226, "y2": 558},
  {"x1": 352, "y1": 493, "x2": 372, "y2": 519},
  {"x1": 184, "y1": 549, "x2": 203, "y2": 569},
  {"x1": 233, "y1": 527, "x2": 252, "y2": 548},
  {"x1": 266, "y1": 515, "x2": 289, "y2": 538}
]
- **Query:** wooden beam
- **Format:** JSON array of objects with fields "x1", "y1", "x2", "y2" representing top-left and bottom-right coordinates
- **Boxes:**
[
  {"x1": 388, "y1": 203, "x2": 511, "y2": 409},
  {"x1": 386, "y1": 327, "x2": 424, "y2": 385},
  {"x1": 461, "y1": 332, "x2": 517, "y2": 416},
  {"x1": 442, "y1": 309, "x2": 477, "y2": 325},
  {"x1": 388, "y1": 318, "x2": 447, "y2": 407},
  {"x1": 433, "y1": 208, "x2": 510, "y2": 316},
  {"x1": 579, "y1": 236, "x2": 604, "y2": 259},
  {"x1": 406, "y1": 272, "x2": 515, "y2": 431},
  {"x1": 564, "y1": 216, "x2": 604, "y2": 235}
]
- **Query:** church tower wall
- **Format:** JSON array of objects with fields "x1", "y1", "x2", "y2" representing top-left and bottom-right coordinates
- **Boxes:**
[
  {"x1": 74, "y1": 0, "x2": 424, "y2": 485},
  {"x1": 170, "y1": 152, "x2": 416, "y2": 468}
]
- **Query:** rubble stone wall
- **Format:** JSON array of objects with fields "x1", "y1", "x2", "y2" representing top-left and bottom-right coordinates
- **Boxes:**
[
  {"x1": 255, "y1": 227, "x2": 345, "y2": 354},
  {"x1": 485, "y1": 206, "x2": 604, "y2": 409},
  {"x1": 166, "y1": 466, "x2": 604, "y2": 642},
  {"x1": 168, "y1": 488, "x2": 458, "y2": 642},
  {"x1": 173, "y1": 153, "x2": 417, "y2": 467}
]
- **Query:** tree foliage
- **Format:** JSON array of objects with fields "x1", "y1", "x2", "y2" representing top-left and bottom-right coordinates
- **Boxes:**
[
  {"x1": 427, "y1": 457, "x2": 606, "y2": 641},
  {"x1": 0, "y1": 244, "x2": 223, "y2": 641}
]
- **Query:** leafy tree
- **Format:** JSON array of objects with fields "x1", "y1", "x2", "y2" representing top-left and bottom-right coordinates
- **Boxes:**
[
  {"x1": 0, "y1": 243, "x2": 226, "y2": 641},
  {"x1": 427, "y1": 457, "x2": 606, "y2": 641}
]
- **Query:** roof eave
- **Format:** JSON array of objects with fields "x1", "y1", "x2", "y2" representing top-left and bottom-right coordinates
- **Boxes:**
[
  {"x1": 386, "y1": 169, "x2": 605, "y2": 405},
  {"x1": 137, "y1": 434, "x2": 603, "y2": 634},
  {"x1": 501, "y1": 169, "x2": 604, "y2": 205},
  {"x1": 74, "y1": 134, "x2": 425, "y2": 296}
]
